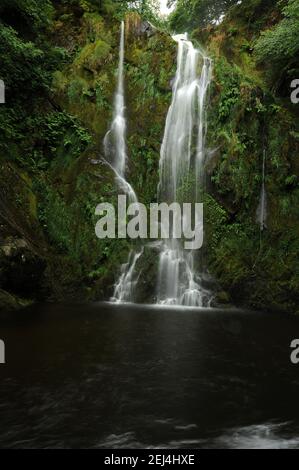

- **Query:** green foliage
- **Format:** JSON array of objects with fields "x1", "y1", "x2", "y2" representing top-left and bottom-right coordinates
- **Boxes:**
[
  {"x1": 213, "y1": 58, "x2": 241, "y2": 121},
  {"x1": 38, "y1": 184, "x2": 73, "y2": 252},
  {"x1": 95, "y1": 78, "x2": 111, "y2": 109},
  {"x1": 255, "y1": 0, "x2": 299, "y2": 64},
  {"x1": 1, "y1": 0, "x2": 297, "y2": 311},
  {"x1": 113, "y1": 0, "x2": 162, "y2": 24},
  {"x1": 74, "y1": 39, "x2": 111, "y2": 71},
  {"x1": 0, "y1": 26, "x2": 53, "y2": 96},
  {"x1": 203, "y1": 28, "x2": 299, "y2": 312},
  {"x1": 254, "y1": 0, "x2": 299, "y2": 86},
  {"x1": 0, "y1": 0, "x2": 53, "y2": 33},
  {"x1": 169, "y1": 0, "x2": 240, "y2": 31},
  {"x1": 42, "y1": 112, "x2": 92, "y2": 167},
  {"x1": 285, "y1": 174, "x2": 298, "y2": 188},
  {"x1": 67, "y1": 77, "x2": 91, "y2": 103},
  {"x1": 0, "y1": 0, "x2": 66, "y2": 100},
  {"x1": 0, "y1": 108, "x2": 91, "y2": 173},
  {"x1": 128, "y1": 63, "x2": 162, "y2": 105}
]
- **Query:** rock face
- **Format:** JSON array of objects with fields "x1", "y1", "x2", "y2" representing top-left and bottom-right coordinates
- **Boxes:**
[
  {"x1": 0, "y1": 2, "x2": 176, "y2": 310},
  {"x1": 197, "y1": 3, "x2": 299, "y2": 314},
  {"x1": 0, "y1": 236, "x2": 45, "y2": 300},
  {"x1": 0, "y1": 1, "x2": 298, "y2": 314},
  {"x1": 0, "y1": 289, "x2": 31, "y2": 316},
  {"x1": 125, "y1": 12, "x2": 156, "y2": 38},
  {"x1": 140, "y1": 21, "x2": 156, "y2": 37},
  {"x1": 1, "y1": 238, "x2": 28, "y2": 258}
]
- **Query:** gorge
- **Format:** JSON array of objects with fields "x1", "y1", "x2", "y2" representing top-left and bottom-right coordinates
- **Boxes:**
[
  {"x1": 0, "y1": 0, "x2": 299, "y2": 451},
  {"x1": 0, "y1": 0, "x2": 298, "y2": 314}
]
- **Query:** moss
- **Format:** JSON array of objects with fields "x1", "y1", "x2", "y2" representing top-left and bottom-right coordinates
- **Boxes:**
[
  {"x1": 74, "y1": 39, "x2": 111, "y2": 72},
  {"x1": 200, "y1": 10, "x2": 299, "y2": 312},
  {"x1": 52, "y1": 70, "x2": 68, "y2": 93},
  {"x1": 82, "y1": 12, "x2": 106, "y2": 42}
]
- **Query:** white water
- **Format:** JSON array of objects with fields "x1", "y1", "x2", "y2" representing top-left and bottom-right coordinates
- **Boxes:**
[
  {"x1": 104, "y1": 22, "x2": 141, "y2": 303},
  {"x1": 107, "y1": 27, "x2": 212, "y2": 306},
  {"x1": 104, "y1": 20, "x2": 127, "y2": 178},
  {"x1": 157, "y1": 34, "x2": 212, "y2": 307},
  {"x1": 112, "y1": 248, "x2": 144, "y2": 303},
  {"x1": 103, "y1": 21, "x2": 137, "y2": 204}
]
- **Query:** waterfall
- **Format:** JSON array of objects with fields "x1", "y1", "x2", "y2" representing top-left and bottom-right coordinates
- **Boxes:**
[
  {"x1": 112, "y1": 248, "x2": 143, "y2": 303},
  {"x1": 106, "y1": 27, "x2": 212, "y2": 306},
  {"x1": 110, "y1": 246, "x2": 143, "y2": 304},
  {"x1": 157, "y1": 35, "x2": 212, "y2": 307},
  {"x1": 104, "y1": 20, "x2": 126, "y2": 179},
  {"x1": 256, "y1": 149, "x2": 267, "y2": 231},
  {"x1": 104, "y1": 21, "x2": 141, "y2": 303},
  {"x1": 103, "y1": 21, "x2": 137, "y2": 204}
]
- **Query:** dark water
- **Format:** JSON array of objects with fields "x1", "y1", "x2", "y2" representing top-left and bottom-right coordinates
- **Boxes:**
[{"x1": 1, "y1": 302, "x2": 299, "y2": 449}]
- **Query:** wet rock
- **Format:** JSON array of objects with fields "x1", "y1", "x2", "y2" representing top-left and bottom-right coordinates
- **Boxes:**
[
  {"x1": 133, "y1": 243, "x2": 160, "y2": 304},
  {"x1": 216, "y1": 290, "x2": 231, "y2": 304},
  {"x1": 0, "y1": 289, "x2": 32, "y2": 316},
  {"x1": 140, "y1": 21, "x2": 156, "y2": 38},
  {"x1": 125, "y1": 13, "x2": 156, "y2": 39},
  {"x1": 1, "y1": 237, "x2": 29, "y2": 258},
  {"x1": 0, "y1": 236, "x2": 46, "y2": 301},
  {"x1": 210, "y1": 290, "x2": 233, "y2": 309}
]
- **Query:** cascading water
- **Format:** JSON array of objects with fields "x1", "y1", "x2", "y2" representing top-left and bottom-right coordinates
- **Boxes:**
[
  {"x1": 104, "y1": 20, "x2": 126, "y2": 179},
  {"x1": 157, "y1": 34, "x2": 212, "y2": 307},
  {"x1": 106, "y1": 26, "x2": 212, "y2": 306},
  {"x1": 112, "y1": 248, "x2": 143, "y2": 303},
  {"x1": 103, "y1": 21, "x2": 137, "y2": 204},
  {"x1": 104, "y1": 21, "x2": 141, "y2": 303}
]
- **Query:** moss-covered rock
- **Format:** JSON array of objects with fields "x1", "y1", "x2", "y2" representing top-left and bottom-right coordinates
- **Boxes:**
[
  {"x1": 196, "y1": 3, "x2": 299, "y2": 313},
  {"x1": 0, "y1": 289, "x2": 33, "y2": 316},
  {"x1": 0, "y1": 2, "x2": 176, "y2": 310}
]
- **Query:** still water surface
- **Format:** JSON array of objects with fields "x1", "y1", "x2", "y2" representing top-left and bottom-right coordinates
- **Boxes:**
[{"x1": 0, "y1": 302, "x2": 299, "y2": 449}]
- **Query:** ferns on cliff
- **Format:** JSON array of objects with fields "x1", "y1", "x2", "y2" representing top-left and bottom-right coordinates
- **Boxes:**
[{"x1": 255, "y1": 0, "x2": 299, "y2": 80}]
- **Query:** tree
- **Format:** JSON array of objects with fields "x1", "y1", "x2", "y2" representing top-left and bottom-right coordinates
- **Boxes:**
[
  {"x1": 0, "y1": 0, "x2": 57, "y2": 98},
  {"x1": 0, "y1": 0, "x2": 53, "y2": 34},
  {"x1": 254, "y1": 0, "x2": 299, "y2": 89},
  {"x1": 110, "y1": 0, "x2": 161, "y2": 23},
  {"x1": 169, "y1": 0, "x2": 241, "y2": 31},
  {"x1": 255, "y1": 0, "x2": 299, "y2": 64}
]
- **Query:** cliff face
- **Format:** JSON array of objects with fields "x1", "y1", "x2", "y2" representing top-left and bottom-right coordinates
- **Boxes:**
[
  {"x1": 0, "y1": 1, "x2": 176, "y2": 307},
  {"x1": 0, "y1": 0, "x2": 298, "y2": 313},
  {"x1": 197, "y1": 1, "x2": 299, "y2": 313}
]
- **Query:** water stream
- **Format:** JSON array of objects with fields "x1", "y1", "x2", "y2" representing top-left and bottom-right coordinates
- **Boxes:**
[
  {"x1": 157, "y1": 34, "x2": 212, "y2": 307},
  {"x1": 106, "y1": 25, "x2": 212, "y2": 306},
  {"x1": 103, "y1": 21, "x2": 141, "y2": 303}
]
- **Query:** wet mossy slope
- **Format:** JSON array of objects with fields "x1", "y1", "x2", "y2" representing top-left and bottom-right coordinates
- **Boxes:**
[
  {"x1": 196, "y1": 0, "x2": 299, "y2": 313},
  {"x1": 0, "y1": 1, "x2": 176, "y2": 308}
]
